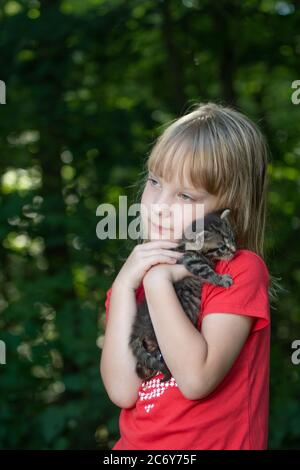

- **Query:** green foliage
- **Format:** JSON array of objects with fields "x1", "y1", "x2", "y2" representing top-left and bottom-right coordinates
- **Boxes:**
[{"x1": 0, "y1": 0, "x2": 299, "y2": 450}]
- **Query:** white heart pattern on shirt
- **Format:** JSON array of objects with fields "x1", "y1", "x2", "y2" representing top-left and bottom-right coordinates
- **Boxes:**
[{"x1": 139, "y1": 372, "x2": 178, "y2": 413}]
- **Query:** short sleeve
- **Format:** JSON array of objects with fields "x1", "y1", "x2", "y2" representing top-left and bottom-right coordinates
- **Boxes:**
[
  {"x1": 104, "y1": 286, "x2": 113, "y2": 324},
  {"x1": 199, "y1": 250, "x2": 270, "y2": 333},
  {"x1": 104, "y1": 282, "x2": 145, "y2": 325}
]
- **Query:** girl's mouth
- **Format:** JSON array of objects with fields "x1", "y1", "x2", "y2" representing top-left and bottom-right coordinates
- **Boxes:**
[
  {"x1": 153, "y1": 222, "x2": 166, "y2": 230},
  {"x1": 145, "y1": 218, "x2": 176, "y2": 241},
  {"x1": 150, "y1": 221, "x2": 173, "y2": 233}
]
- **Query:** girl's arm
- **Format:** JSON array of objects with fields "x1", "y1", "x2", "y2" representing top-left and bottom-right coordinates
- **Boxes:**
[
  {"x1": 100, "y1": 240, "x2": 183, "y2": 409},
  {"x1": 143, "y1": 270, "x2": 253, "y2": 400},
  {"x1": 100, "y1": 280, "x2": 143, "y2": 409}
]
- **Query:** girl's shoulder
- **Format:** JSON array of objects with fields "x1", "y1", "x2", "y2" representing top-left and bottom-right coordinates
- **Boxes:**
[
  {"x1": 200, "y1": 249, "x2": 271, "y2": 333},
  {"x1": 215, "y1": 249, "x2": 270, "y2": 284}
]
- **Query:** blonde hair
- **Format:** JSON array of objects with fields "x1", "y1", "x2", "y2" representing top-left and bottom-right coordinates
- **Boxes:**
[
  {"x1": 144, "y1": 102, "x2": 268, "y2": 258},
  {"x1": 133, "y1": 102, "x2": 284, "y2": 306}
]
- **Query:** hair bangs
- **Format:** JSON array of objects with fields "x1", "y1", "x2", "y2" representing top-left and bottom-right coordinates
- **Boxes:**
[{"x1": 146, "y1": 123, "x2": 223, "y2": 198}]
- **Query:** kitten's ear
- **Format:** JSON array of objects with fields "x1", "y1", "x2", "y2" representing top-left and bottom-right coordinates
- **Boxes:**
[
  {"x1": 188, "y1": 230, "x2": 204, "y2": 250},
  {"x1": 195, "y1": 231, "x2": 204, "y2": 244},
  {"x1": 220, "y1": 208, "x2": 230, "y2": 219},
  {"x1": 195, "y1": 230, "x2": 211, "y2": 244}
]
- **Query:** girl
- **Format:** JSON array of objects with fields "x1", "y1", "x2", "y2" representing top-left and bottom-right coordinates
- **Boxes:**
[{"x1": 100, "y1": 102, "x2": 271, "y2": 450}]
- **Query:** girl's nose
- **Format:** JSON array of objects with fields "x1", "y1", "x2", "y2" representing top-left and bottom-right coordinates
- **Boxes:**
[{"x1": 152, "y1": 202, "x2": 171, "y2": 217}]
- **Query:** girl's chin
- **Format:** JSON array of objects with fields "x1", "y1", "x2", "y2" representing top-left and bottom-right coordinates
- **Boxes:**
[{"x1": 141, "y1": 223, "x2": 182, "y2": 242}]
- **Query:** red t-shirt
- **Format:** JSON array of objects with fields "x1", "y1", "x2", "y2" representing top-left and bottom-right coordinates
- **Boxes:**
[{"x1": 103, "y1": 249, "x2": 270, "y2": 450}]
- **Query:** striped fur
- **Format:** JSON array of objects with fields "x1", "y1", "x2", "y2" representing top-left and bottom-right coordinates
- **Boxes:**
[{"x1": 129, "y1": 208, "x2": 237, "y2": 383}]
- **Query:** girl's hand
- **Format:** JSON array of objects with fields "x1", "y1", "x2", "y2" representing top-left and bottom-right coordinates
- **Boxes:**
[
  {"x1": 114, "y1": 240, "x2": 183, "y2": 290},
  {"x1": 143, "y1": 261, "x2": 196, "y2": 285}
]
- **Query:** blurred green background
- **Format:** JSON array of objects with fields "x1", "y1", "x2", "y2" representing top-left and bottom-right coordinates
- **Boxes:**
[{"x1": 0, "y1": 0, "x2": 299, "y2": 450}]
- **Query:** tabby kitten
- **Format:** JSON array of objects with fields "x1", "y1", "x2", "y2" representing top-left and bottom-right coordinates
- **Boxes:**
[{"x1": 128, "y1": 208, "x2": 237, "y2": 383}]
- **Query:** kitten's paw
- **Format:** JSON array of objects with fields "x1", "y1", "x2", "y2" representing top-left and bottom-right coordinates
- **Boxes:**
[{"x1": 220, "y1": 274, "x2": 233, "y2": 288}]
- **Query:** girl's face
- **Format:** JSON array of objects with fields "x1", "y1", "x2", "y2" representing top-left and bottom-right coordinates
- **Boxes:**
[{"x1": 140, "y1": 169, "x2": 219, "y2": 242}]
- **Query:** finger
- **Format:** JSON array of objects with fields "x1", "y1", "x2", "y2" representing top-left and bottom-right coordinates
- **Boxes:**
[
  {"x1": 143, "y1": 254, "x2": 179, "y2": 268},
  {"x1": 140, "y1": 240, "x2": 180, "y2": 251},
  {"x1": 143, "y1": 249, "x2": 183, "y2": 259}
]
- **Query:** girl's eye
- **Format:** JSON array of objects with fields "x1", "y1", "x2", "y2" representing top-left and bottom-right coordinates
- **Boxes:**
[
  {"x1": 147, "y1": 177, "x2": 159, "y2": 187},
  {"x1": 179, "y1": 193, "x2": 194, "y2": 201},
  {"x1": 147, "y1": 177, "x2": 194, "y2": 201}
]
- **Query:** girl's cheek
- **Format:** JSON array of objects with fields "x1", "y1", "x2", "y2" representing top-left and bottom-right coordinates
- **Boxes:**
[
  {"x1": 141, "y1": 191, "x2": 148, "y2": 205},
  {"x1": 141, "y1": 185, "x2": 153, "y2": 205},
  {"x1": 171, "y1": 209, "x2": 185, "y2": 238},
  {"x1": 140, "y1": 191, "x2": 155, "y2": 230},
  {"x1": 175, "y1": 202, "x2": 204, "y2": 235}
]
